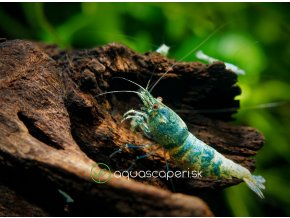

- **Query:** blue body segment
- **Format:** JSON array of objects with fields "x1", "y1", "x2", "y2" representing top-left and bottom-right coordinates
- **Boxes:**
[
  {"x1": 170, "y1": 133, "x2": 222, "y2": 177},
  {"x1": 148, "y1": 107, "x2": 189, "y2": 148}
]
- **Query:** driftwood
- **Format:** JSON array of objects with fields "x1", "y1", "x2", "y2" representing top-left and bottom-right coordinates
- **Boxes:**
[{"x1": 0, "y1": 39, "x2": 264, "y2": 216}]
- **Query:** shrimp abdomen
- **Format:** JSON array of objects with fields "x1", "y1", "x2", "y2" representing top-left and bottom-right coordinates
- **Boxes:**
[{"x1": 168, "y1": 132, "x2": 266, "y2": 198}]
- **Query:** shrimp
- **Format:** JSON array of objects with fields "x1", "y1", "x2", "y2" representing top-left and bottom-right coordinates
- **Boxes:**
[
  {"x1": 120, "y1": 84, "x2": 266, "y2": 199},
  {"x1": 97, "y1": 24, "x2": 265, "y2": 198}
]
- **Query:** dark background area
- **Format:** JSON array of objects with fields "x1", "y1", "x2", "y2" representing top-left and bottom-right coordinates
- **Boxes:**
[{"x1": 0, "y1": 2, "x2": 290, "y2": 216}]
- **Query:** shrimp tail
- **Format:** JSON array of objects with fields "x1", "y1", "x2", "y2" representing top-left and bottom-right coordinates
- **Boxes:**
[{"x1": 243, "y1": 175, "x2": 266, "y2": 199}]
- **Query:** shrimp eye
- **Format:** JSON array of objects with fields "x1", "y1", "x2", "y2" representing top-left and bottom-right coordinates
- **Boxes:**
[
  {"x1": 152, "y1": 103, "x2": 159, "y2": 110},
  {"x1": 157, "y1": 96, "x2": 163, "y2": 102}
]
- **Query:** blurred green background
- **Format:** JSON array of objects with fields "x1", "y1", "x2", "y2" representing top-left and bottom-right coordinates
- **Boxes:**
[{"x1": 0, "y1": 2, "x2": 289, "y2": 216}]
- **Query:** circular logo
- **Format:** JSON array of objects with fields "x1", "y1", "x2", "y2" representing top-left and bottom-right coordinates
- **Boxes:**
[{"x1": 90, "y1": 163, "x2": 111, "y2": 184}]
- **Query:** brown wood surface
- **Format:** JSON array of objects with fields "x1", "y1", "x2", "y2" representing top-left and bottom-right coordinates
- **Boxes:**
[{"x1": 0, "y1": 39, "x2": 264, "y2": 216}]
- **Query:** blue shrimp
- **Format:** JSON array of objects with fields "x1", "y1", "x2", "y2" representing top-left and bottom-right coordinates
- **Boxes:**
[
  {"x1": 97, "y1": 25, "x2": 265, "y2": 198},
  {"x1": 121, "y1": 85, "x2": 266, "y2": 199}
]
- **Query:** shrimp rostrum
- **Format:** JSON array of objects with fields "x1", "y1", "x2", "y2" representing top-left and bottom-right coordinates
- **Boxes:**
[{"x1": 121, "y1": 85, "x2": 266, "y2": 199}]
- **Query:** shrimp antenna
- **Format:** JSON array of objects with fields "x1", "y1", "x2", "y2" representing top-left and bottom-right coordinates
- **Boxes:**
[
  {"x1": 112, "y1": 77, "x2": 146, "y2": 91},
  {"x1": 95, "y1": 90, "x2": 140, "y2": 97},
  {"x1": 145, "y1": 65, "x2": 157, "y2": 90},
  {"x1": 95, "y1": 77, "x2": 145, "y2": 98},
  {"x1": 175, "y1": 101, "x2": 288, "y2": 114},
  {"x1": 146, "y1": 36, "x2": 167, "y2": 90},
  {"x1": 146, "y1": 38, "x2": 169, "y2": 90},
  {"x1": 149, "y1": 22, "x2": 229, "y2": 93}
]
